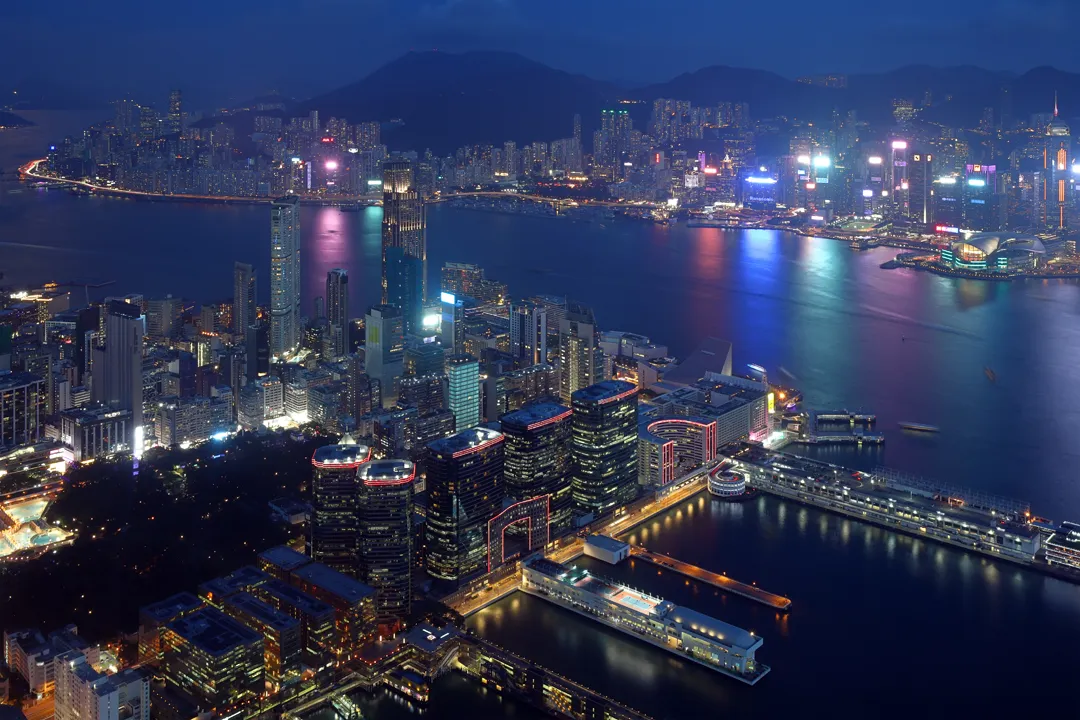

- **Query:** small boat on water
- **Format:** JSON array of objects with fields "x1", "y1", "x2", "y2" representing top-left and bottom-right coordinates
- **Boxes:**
[
  {"x1": 899, "y1": 422, "x2": 940, "y2": 433},
  {"x1": 984, "y1": 366, "x2": 996, "y2": 383}
]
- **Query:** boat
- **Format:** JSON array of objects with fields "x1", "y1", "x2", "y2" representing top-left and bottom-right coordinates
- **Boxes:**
[
  {"x1": 898, "y1": 422, "x2": 940, "y2": 433},
  {"x1": 984, "y1": 366, "x2": 996, "y2": 383}
]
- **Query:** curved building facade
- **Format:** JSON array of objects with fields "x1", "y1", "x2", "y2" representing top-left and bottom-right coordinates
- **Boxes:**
[
  {"x1": 358, "y1": 459, "x2": 415, "y2": 625},
  {"x1": 425, "y1": 427, "x2": 505, "y2": 583},
  {"x1": 638, "y1": 417, "x2": 718, "y2": 488},
  {"x1": 570, "y1": 380, "x2": 639, "y2": 516},
  {"x1": 309, "y1": 438, "x2": 371, "y2": 577},
  {"x1": 940, "y1": 232, "x2": 1045, "y2": 272},
  {"x1": 501, "y1": 402, "x2": 574, "y2": 537}
]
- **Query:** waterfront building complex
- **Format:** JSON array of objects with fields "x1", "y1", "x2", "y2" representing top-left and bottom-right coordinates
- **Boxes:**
[
  {"x1": 501, "y1": 402, "x2": 574, "y2": 536},
  {"x1": 269, "y1": 196, "x2": 301, "y2": 358},
  {"x1": 357, "y1": 459, "x2": 415, "y2": 624},
  {"x1": 570, "y1": 380, "x2": 638, "y2": 515},
  {"x1": 521, "y1": 557, "x2": 768, "y2": 684},
  {"x1": 1045, "y1": 521, "x2": 1080, "y2": 570},
  {"x1": 637, "y1": 417, "x2": 718, "y2": 488},
  {"x1": 425, "y1": 427, "x2": 505, "y2": 583}
]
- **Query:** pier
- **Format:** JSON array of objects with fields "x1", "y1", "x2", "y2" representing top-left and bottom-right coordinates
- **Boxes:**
[
  {"x1": 628, "y1": 546, "x2": 792, "y2": 611},
  {"x1": 800, "y1": 409, "x2": 884, "y2": 445}
]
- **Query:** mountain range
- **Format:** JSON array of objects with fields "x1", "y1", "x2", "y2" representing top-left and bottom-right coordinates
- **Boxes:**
[{"x1": 297, "y1": 51, "x2": 1080, "y2": 154}]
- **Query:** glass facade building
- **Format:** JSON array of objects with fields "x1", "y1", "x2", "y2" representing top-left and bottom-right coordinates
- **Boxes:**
[
  {"x1": 570, "y1": 380, "x2": 639, "y2": 515},
  {"x1": 501, "y1": 402, "x2": 574, "y2": 536}
]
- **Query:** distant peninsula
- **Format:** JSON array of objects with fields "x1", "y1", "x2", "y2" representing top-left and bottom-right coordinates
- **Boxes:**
[{"x1": 0, "y1": 110, "x2": 33, "y2": 128}]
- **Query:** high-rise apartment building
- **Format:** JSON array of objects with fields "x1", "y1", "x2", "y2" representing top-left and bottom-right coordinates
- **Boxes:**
[
  {"x1": 381, "y1": 160, "x2": 426, "y2": 315},
  {"x1": 326, "y1": 269, "x2": 349, "y2": 358},
  {"x1": 570, "y1": 380, "x2": 639, "y2": 515},
  {"x1": 270, "y1": 196, "x2": 301, "y2": 358},
  {"x1": 425, "y1": 427, "x2": 505, "y2": 583},
  {"x1": 558, "y1": 302, "x2": 603, "y2": 404},
  {"x1": 309, "y1": 438, "x2": 372, "y2": 577},
  {"x1": 509, "y1": 300, "x2": 547, "y2": 366},
  {"x1": 91, "y1": 300, "x2": 144, "y2": 451},
  {"x1": 446, "y1": 354, "x2": 480, "y2": 431},
  {"x1": 233, "y1": 262, "x2": 257, "y2": 336},
  {"x1": 0, "y1": 372, "x2": 45, "y2": 448},
  {"x1": 357, "y1": 459, "x2": 415, "y2": 624},
  {"x1": 501, "y1": 402, "x2": 574, "y2": 536},
  {"x1": 166, "y1": 89, "x2": 183, "y2": 136},
  {"x1": 364, "y1": 305, "x2": 404, "y2": 409}
]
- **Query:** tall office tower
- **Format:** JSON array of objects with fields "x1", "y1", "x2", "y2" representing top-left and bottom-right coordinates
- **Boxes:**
[
  {"x1": 55, "y1": 652, "x2": 149, "y2": 720},
  {"x1": 270, "y1": 196, "x2": 301, "y2": 358},
  {"x1": 245, "y1": 320, "x2": 270, "y2": 380},
  {"x1": 440, "y1": 291, "x2": 465, "y2": 355},
  {"x1": 346, "y1": 354, "x2": 379, "y2": 419},
  {"x1": 509, "y1": 300, "x2": 547, "y2": 366},
  {"x1": 425, "y1": 427, "x2": 505, "y2": 582},
  {"x1": 1043, "y1": 97, "x2": 1072, "y2": 230},
  {"x1": 233, "y1": 262, "x2": 257, "y2": 335},
  {"x1": 908, "y1": 151, "x2": 934, "y2": 225},
  {"x1": 385, "y1": 246, "x2": 423, "y2": 334},
  {"x1": 325, "y1": 269, "x2": 349, "y2": 358},
  {"x1": 570, "y1": 380, "x2": 639, "y2": 515},
  {"x1": 357, "y1": 459, "x2": 415, "y2": 624},
  {"x1": 74, "y1": 306, "x2": 100, "y2": 384},
  {"x1": 440, "y1": 261, "x2": 484, "y2": 296},
  {"x1": 145, "y1": 296, "x2": 180, "y2": 342},
  {"x1": 161, "y1": 608, "x2": 263, "y2": 710},
  {"x1": 309, "y1": 437, "x2": 372, "y2": 577},
  {"x1": 166, "y1": 89, "x2": 183, "y2": 135},
  {"x1": 91, "y1": 300, "x2": 144, "y2": 450},
  {"x1": 381, "y1": 160, "x2": 426, "y2": 306},
  {"x1": 501, "y1": 402, "x2": 574, "y2": 536},
  {"x1": 558, "y1": 302, "x2": 604, "y2": 404},
  {"x1": 446, "y1": 354, "x2": 480, "y2": 431},
  {"x1": 365, "y1": 305, "x2": 404, "y2": 408}
]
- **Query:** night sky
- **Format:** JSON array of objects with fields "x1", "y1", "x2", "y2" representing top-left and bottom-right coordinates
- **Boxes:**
[{"x1": 4, "y1": 0, "x2": 1080, "y2": 105}]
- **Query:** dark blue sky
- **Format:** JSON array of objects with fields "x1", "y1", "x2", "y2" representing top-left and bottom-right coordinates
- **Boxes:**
[{"x1": 4, "y1": 0, "x2": 1079, "y2": 107}]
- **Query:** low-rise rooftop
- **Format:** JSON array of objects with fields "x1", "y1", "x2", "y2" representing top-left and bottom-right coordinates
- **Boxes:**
[
  {"x1": 291, "y1": 563, "x2": 375, "y2": 606},
  {"x1": 225, "y1": 592, "x2": 300, "y2": 633}
]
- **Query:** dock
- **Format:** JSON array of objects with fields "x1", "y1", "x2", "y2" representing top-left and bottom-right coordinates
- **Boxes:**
[
  {"x1": 628, "y1": 546, "x2": 792, "y2": 611},
  {"x1": 799, "y1": 409, "x2": 884, "y2": 445}
]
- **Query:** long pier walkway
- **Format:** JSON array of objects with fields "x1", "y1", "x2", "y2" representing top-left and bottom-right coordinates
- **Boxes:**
[{"x1": 628, "y1": 546, "x2": 792, "y2": 611}]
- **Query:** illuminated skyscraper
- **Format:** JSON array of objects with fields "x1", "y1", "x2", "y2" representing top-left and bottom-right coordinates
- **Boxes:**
[
  {"x1": 446, "y1": 354, "x2": 480, "y2": 431},
  {"x1": 270, "y1": 196, "x2": 301, "y2": 357},
  {"x1": 365, "y1": 305, "x2": 404, "y2": 408},
  {"x1": 1043, "y1": 96, "x2": 1071, "y2": 230},
  {"x1": 326, "y1": 269, "x2": 348, "y2": 358},
  {"x1": 440, "y1": 291, "x2": 465, "y2": 355},
  {"x1": 91, "y1": 300, "x2": 145, "y2": 452},
  {"x1": 509, "y1": 300, "x2": 547, "y2": 366},
  {"x1": 385, "y1": 247, "x2": 423, "y2": 334},
  {"x1": 570, "y1": 380, "x2": 639, "y2": 515},
  {"x1": 558, "y1": 302, "x2": 604, "y2": 404},
  {"x1": 501, "y1": 402, "x2": 574, "y2": 536},
  {"x1": 425, "y1": 427, "x2": 505, "y2": 582},
  {"x1": 166, "y1": 89, "x2": 183, "y2": 135},
  {"x1": 358, "y1": 459, "x2": 415, "y2": 624},
  {"x1": 309, "y1": 437, "x2": 372, "y2": 577},
  {"x1": 381, "y1": 160, "x2": 426, "y2": 314},
  {"x1": 233, "y1": 262, "x2": 257, "y2": 335}
]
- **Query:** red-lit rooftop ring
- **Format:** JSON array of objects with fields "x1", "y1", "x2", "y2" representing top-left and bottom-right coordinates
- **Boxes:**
[
  {"x1": 359, "y1": 459, "x2": 415, "y2": 486},
  {"x1": 311, "y1": 442, "x2": 372, "y2": 469}
]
